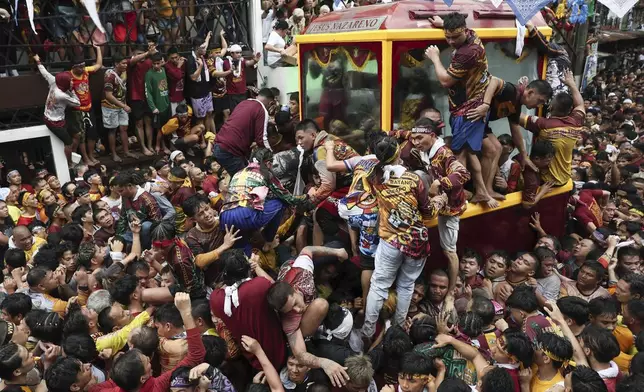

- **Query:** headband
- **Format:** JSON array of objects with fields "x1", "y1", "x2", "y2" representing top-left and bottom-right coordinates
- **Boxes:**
[
  {"x1": 446, "y1": 27, "x2": 466, "y2": 34},
  {"x1": 630, "y1": 208, "x2": 644, "y2": 217},
  {"x1": 398, "y1": 373, "x2": 430, "y2": 382},
  {"x1": 170, "y1": 376, "x2": 194, "y2": 388},
  {"x1": 37, "y1": 189, "x2": 48, "y2": 202},
  {"x1": 6, "y1": 170, "x2": 18, "y2": 180},
  {"x1": 152, "y1": 239, "x2": 176, "y2": 248},
  {"x1": 383, "y1": 145, "x2": 401, "y2": 165},
  {"x1": 20, "y1": 192, "x2": 32, "y2": 207},
  {"x1": 622, "y1": 199, "x2": 633, "y2": 207},
  {"x1": 538, "y1": 342, "x2": 570, "y2": 367},
  {"x1": 167, "y1": 173, "x2": 185, "y2": 183}
]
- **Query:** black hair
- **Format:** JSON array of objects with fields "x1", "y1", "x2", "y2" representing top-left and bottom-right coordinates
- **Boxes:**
[
  {"x1": 154, "y1": 159, "x2": 170, "y2": 171},
  {"x1": 526, "y1": 80, "x2": 554, "y2": 100},
  {"x1": 458, "y1": 312, "x2": 483, "y2": 338},
  {"x1": 60, "y1": 224, "x2": 84, "y2": 251},
  {"x1": 267, "y1": 281, "x2": 295, "y2": 313},
  {"x1": 155, "y1": 303, "x2": 184, "y2": 328},
  {"x1": 191, "y1": 37, "x2": 205, "y2": 49},
  {"x1": 581, "y1": 260, "x2": 606, "y2": 282},
  {"x1": 470, "y1": 296, "x2": 495, "y2": 326},
  {"x1": 0, "y1": 293, "x2": 32, "y2": 319},
  {"x1": 258, "y1": 88, "x2": 275, "y2": 100},
  {"x1": 26, "y1": 266, "x2": 50, "y2": 288},
  {"x1": 73, "y1": 186, "x2": 89, "y2": 199},
  {"x1": 579, "y1": 324, "x2": 620, "y2": 363},
  {"x1": 589, "y1": 296, "x2": 619, "y2": 318},
  {"x1": 371, "y1": 136, "x2": 400, "y2": 183},
  {"x1": 192, "y1": 299, "x2": 214, "y2": 328},
  {"x1": 409, "y1": 314, "x2": 436, "y2": 345},
  {"x1": 557, "y1": 296, "x2": 590, "y2": 326},
  {"x1": 627, "y1": 299, "x2": 644, "y2": 325},
  {"x1": 295, "y1": 119, "x2": 320, "y2": 134},
  {"x1": 98, "y1": 306, "x2": 117, "y2": 334},
  {"x1": 167, "y1": 46, "x2": 179, "y2": 55},
  {"x1": 62, "y1": 333, "x2": 98, "y2": 363},
  {"x1": 125, "y1": 260, "x2": 151, "y2": 276},
  {"x1": 480, "y1": 366, "x2": 514, "y2": 392},
  {"x1": 307, "y1": 383, "x2": 331, "y2": 392},
  {"x1": 61, "y1": 182, "x2": 75, "y2": 198},
  {"x1": 289, "y1": 92, "x2": 299, "y2": 103},
  {"x1": 202, "y1": 335, "x2": 227, "y2": 367},
  {"x1": 171, "y1": 366, "x2": 197, "y2": 389},
  {"x1": 4, "y1": 248, "x2": 26, "y2": 269},
  {"x1": 111, "y1": 349, "x2": 146, "y2": 392},
  {"x1": 616, "y1": 374, "x2": 644, "y2": 392},
  {"x1": 32, "y1": 243, "x2": 59, "y2": 271},
  {"x1": 0, "y1": 343, "x2": 22, "y2": 380},
  {"x1": 537, "y1": 331, "x2": 573, "y2": 369},
  {"x1": 570, "y1": 365, "x2": 608, "y2": 392},
  {"x1": 436, "y1": 379, "x2": 470, "y2": 392},
  {"x1": 45, "y1": 357, "x2": 82, "y2": 392},
  {"x1": 399, "y1": 351, "x2": 435, "y2": 376},
  {"x1": 414, "y1": 117, "x2": 444, "y2": 137},
  {"x1": 461, "y1": 248, "x2": 482, "y2": 266},
  {"x1": 82, "y1": 170, "x2": 99, "y2": 184},
  {"x1": 531, "y1": 140, "x2": 556, "y2": 159},
  {"x1": 150, "y1": 219, "x2": 176, "y2": 242},
  {"x1": 109, "y1": 275, "x2": 139, "y2": 306},
  {"x1": 506, "y1": 285, "x2": 538, "y2": 313},
  {"x1": 442, "y1": 12, "x2": 467, "y2": 30},
  {"x1": 274, "y1": 19, "x2": 289, "y2": 30},
  {"x1": 129, "y1": 326, "x2": 159, "y2": 357},
  {"x1": 221, "y1": 249, "x2": 250, "y2": 285},
  {"x1": 551, "y1": 92, "x2": 574, "y2": 116},
  {"x1": 503, "y1": 329, "x2": 534, "y2": 368},
  {"x1": 25, "y1": 309, "x2": 63, "y2": 344},
  {"x1": 323, "y1": 303, "x2": 347, "y2": 331},
  {"x1": 63, "y1": 303, "x2": 90, "y2": 336},
  {"x1": 383, "y1": 326, "x2": 413, "y2": 376},
  {"x1": 623, "y1": 273, "x2": 644, "y2": 298},
  {"x1": 631, "y1": 352, "x2": 644, "y2": 376}
]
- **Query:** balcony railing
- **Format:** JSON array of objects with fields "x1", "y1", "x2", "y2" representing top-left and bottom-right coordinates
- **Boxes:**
[{"x1": 0, "y1": 0, "x2": 252, "y2": 73}]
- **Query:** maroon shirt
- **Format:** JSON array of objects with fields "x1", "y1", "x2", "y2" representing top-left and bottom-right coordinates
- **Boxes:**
[
  {"x1": 210, "y1": 277, "x2": 287, "y2": 370},
  {"x1": 214, "y1": 99, "x2": 269, "y2": 158},
  {"x1": 223, "y1": 58, "x2": 247, "y2": 95},
  {"x1": 128, "y1": 59, "x2": 152, "y2": 102},
  {"x1": 165, "y1": 61, "x2": 185, "y2": 103}
]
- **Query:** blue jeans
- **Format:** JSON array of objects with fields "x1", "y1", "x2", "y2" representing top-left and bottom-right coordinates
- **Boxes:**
[
  {"x1": 122, "y1": 221, "x2": 153, "y2": 250},
  {"x1": 361, "y1": 241, "x2": 426, "y2": 338},
  {"x1": 213, "y1": 144, "x2": 247, "y2": 177}
]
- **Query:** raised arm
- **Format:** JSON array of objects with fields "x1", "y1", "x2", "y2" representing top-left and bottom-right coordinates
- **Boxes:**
[
  {"x1": 562, "y1": 69, "x2": 584, "y2": 113},
  {"x1": 241, "y1": 336, "x2": 284, "y2": 392}
]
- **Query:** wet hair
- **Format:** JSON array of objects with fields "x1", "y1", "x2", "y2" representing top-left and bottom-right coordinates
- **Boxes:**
[
  {"x1": 569, "y1": 365, "x2": 608, "y2": 392},
  {"x1": 399, "y1": 351, "x2": 435, "y2": 376},
  {"x1": 527, "y1": 80, "x2": 553, "y2": 100},
  {"x1": 503, "y1": 329, "x2": 534, "y2": 368},
  {"x1": 623, "y1": 273, "x2": 644, "y2": 298},
  {"x1": 557, "y1": 296, "x2": 590, "y2": 326},
  {"x1": 470, "y1": 296, "x2": 495, "y2": 326},
  {"x1": 0, "y1": 293, "x2": 32, "y2": 320},
  {"x1": 155, "y1": 303, "x2": 183, "y2": 328},
  {"x1": 551, "y1": 92, "x2": 574, "y2": 116},
  {"x1": 63, "y1": 303, "x2": 90, "y2": 336},
  {"x1": 4, "y1": 248, "x2": 26, "y2": 269},
  {"x1": 62, "y1": 333, "x2": 98, "y2": 363},
  {"x1": 531, "y1": 140, "x2": 556, "y2": 159},
  {"x1": 111, "y1": 349, "x2": 146, "y2": 391},
  {"x1": 266, "y1": 281, "x2": 295, "y2": 312},
  {"x1": 25, "y1": 309, "x2": 63, "y2": 344},
  {"x1": 109, "y1": 275, "x2": 139, "y2": 306},
  {"x1": 182, "y1": 194, "x2": 210, "y2": 218},
  {"x1": 409, "y1": 314, "x2": 436, "y2": 345},
  {"x1": 0, "y1": 343, "x2": 22, "y2": 380},
  {"x1": 443, "y1": 12, "x2": 467, "y2": 30},
  {"x1": 480, "y1": 366, "x2": 514, "y2": 392},
  {"x1": 32, "y1": 243, "x2": 59, "y2": 271},
  {"x1": 44, "y1": 357, "x2": 82, "y2": 392},
  {"x1": 579, "y1": 325, "x2": 620, "y2": 363},
  {"x1": 458, "y1": 312, "x2": 483, "y2": 338},
  {"x1": 589, "y1": 296, "x2": 619, "y2": 318},
  {"x1": 537, "y1": 332, "x2": 573, "y2": 369},
  {"x1": 221, "y1": 249, "x2": 250, "y2": 285},
  {"x1": 150, "y1": 219, "x2": 176, "y2": 242},
  {"x1": 60, "y1": 224, "x2": 84, "y2": 251},
  {"x1": 506, "y1": 285, "x2": 538, "y2": 313},
  {"x1": 202, "y1": 335, "x2": 227, "y2": 367},
  {"x1": 129, "y1": 326, "x2": 159, "y2": 357},
  {"x1": 250, "y1": 148, "x2": 275, "y2": 183},
  {"x1": 383, "y1": 326, "x2": 413, "y2": 376}
]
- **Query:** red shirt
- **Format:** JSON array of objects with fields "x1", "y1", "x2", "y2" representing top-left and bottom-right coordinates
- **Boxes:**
[
  {"x1": 71, "y1": 66, "x2": 100, "y2": 111},
  {"x1": 210, "y1": 277, "x2": 287, "y2": 370},
  {"x1": 223, "y1": 58, "x2": 247, "y2": 95},
  {"x1": 574, "y1": 189, "x2": 605, "y2": 229},
  {"x1": 128, "y1": 59, "x2": 152, "y2": 101},
  {"x1": 214, "y1": 99, "x2": 269, "y2": 157},
  {"x1": 165, "y1": 61, "x2": 185, "y2": 103}
]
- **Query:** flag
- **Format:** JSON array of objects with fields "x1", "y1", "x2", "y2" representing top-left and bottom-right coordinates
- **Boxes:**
[
  {"x1": 505, "y1": 0, "x2": 554, "y2": 25},
  {"x1": 597, "y1": 0, "x2": 637, "y2": 18}
]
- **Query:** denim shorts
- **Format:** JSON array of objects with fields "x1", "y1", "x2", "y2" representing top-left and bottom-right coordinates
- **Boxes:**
[
  {"x1": 50, "y1": 6, "x2": 81, "y2": 38},
  {"x1": 158, "y1": 17, "x2": 179, "y2": 30}
]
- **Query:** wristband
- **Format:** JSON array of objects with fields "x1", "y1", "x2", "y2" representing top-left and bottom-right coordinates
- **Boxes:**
[{"x1": 482, "y1": 102, "x2": 490, "y2": 106}]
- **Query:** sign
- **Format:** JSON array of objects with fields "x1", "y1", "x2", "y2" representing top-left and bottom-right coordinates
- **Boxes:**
[
  {"x1": 581, "y1": 42, "x2": 599, "y2": 90},
  {"x1": 305, "y1": 16, "x2": 387, "y2": 34}
]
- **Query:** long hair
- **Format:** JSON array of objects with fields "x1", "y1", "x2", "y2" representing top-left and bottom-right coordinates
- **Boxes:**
[{"x1": 370, "y1": 136, "x2": 400, "y2": 183}]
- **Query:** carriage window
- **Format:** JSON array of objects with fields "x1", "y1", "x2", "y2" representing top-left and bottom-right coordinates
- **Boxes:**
[{"x1": 302, "y1": 46, "x2": 380, "y2": 154}]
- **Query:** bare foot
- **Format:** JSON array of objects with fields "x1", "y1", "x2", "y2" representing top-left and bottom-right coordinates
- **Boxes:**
[
  {"x1": 143, "y1": 148, "x2": 155, "y2": 156},
  {"x1": 485, "y1": 198, "x2": 500, "y2": 209},
  {"x1": 470, "y1": 193, "x2": 490, "y2": 204},
  {"x1": 90, "y1": 157, "x2": 100, "y2": 165},
  {"x1": 163, "y1": 147, "x2": 172, "y2": 155},
  {"x1": 112, "y1": 155, "x2": 123, "y2": 163},
  {"x1": 125, "y1": 151, "x2": 139, "y2": 159},
  {"x1": 489, "y1": 191, "x2": 506, "y2": 201}
]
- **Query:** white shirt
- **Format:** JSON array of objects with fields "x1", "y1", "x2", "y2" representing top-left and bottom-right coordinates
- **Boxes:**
[
  {"x1": 261, "y1": 9, "x2": 274, "y2": 43},
  {"x1": 265, "y1": 31, "x2": 286, "y2": 66}
]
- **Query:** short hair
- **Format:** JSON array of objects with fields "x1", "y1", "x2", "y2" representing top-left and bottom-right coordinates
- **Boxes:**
[
  {"x1": 414, "y1": 117, "x2": 444, "y2": 137},
  {"x1": 581, "y1": 260, "x2": 606, "y2": 281},
  {"x1": 63, "y1": 303, "x2": 90, "y2": 336},
  {"x1": 461, "y1": 248, "x2": 482, "y2": 266},
  {"x1": 73, "y1": 185, "x2": 89, "y2": 199},
  {"x1": 443, "y1": 12, "x2": 467, "y2": 30},
  {"x1": 26, "y1": 266, "x2": 50, "y2": 288},
  {"x1": 191, "y1": 37, "x2": 205, "y2": 49},
  {"x1": 480, "y1": 366, "x2": 514, "y2": 392},
  {"x1": 289, "y1": 92, "x2": 299, "y2": 103},
  {"x1": 589, "y1": 296, "x2": 619, "y2": 318},
  {"x1": 506, "y1": 285, "x2": 539, "y2": 313},
  {"x1": 274, "y1": 19, "x2": 289, "y2": 30},
  {"x1": 557, "y1": 296, "x2": 589, "y2": 326},
  {"x1": 0, "y1": 343, "x2": 22, "y2": 380},
  {"x1": 399, "y1": 351, "x2": 434, "y2": 376},
  {"x1": 221, "y1": 249, "x2": 250, "y2": 285},
  {"x1": 72, "y1": 204, "x2": 91, "y2": 224},
  {"x1": 202, "y1": 335, "x2": 227, "y2": 367},
  {"x1": 503, "y1": 329, "x2": 534, "y2": 368},
  {"x1": 409, "y1": 314, "x2": 436, "y2": 345},
  {"x1": 109, "y1": 275, "x2": 139, "y2": 306},
  {"x1": 62, "y1": 333, "x2": 98, "y2": 363},
  {"x1": 537, "y1": 332, "x2": 573, "y2": 369},
  {"x1": 155, "y1": 303, "x2": 183, "y2": 328},
  {"x1": 551, "y1": 92, "x2": 574, "y2": 116},
  {"x1": 32, "y1": 243, "x2": 59, "y2": 271},
  {"x1": 129, "y1": 326, "x2": 159, "y2": 357},
  {"x1": 383, "y1": 326, "x2": 413, "y2": 360},
  {"x1": 4, "y1": 248, "x2": 26, "y2": 269},
  {"x1": 579, "y1": 325, "x2": 620, "y2": 363},
  {"x1": 192, "y1": 299, "x2": 214, "y2": 328},
  {"x1": 150, "y1": 219, "x2": 176, "y2": 242},
  {"x1": 111, "y1": 349, "x2": 146, "y2": 392},
  {"x1": 76, "y1": 241, "x2": 97, "y2": 270},
  {"x1": 168, "y1": 46, "x2": 179, "y2": 55},
  {"x1": 531, "y1": 140, "x2": 556, "y2": 159},
  {"x1": 266, "y1": 281, "x2": 295, "y2": 312},
  {"x1": 470, "y1": 296, "x2": 495, "y2": 326},
  {"x1": 627, "y1": 299, "x2": 644, "y2": 324},
  {"x1": 86, "y1": 290, "x2": 113, "y2": 314},
  {"x1": 25, "y1": 309, "x2": 63, "y2": 344},
  {"x1": 0, "y1": 293, "x2": 32, "y2": 319},
  {"x1": 126, "y1": 260, "x2": 151, "y2": 276},
  {"x1": 631, "y1": 352, "x2": 644, "y2": 376},
  {"x1": 527, "y1": 79, "x2": 554, "y2": 100},
  {"x1": 45, "y1": 357, "x2": 82, "y2": 392},
  {"x1": 436, "y1": 379, "x2": 470, "y2": 392},
  {"x1": 458, "y1": 311, "x2": 483, "y2": 338},
  {"x1": 182, "y1": 194, "x2": 210, "y2": 218},
  {"x1": 623, "y1": 273, "x2": 644, "y2": 298},
  {"x1": 295, "y1": 119, "x2": 320, "y2": 134},
  {"x1": 258, "y1": 88, "x2": 275, "y2": 100},
  {"x1": 616, "y1": 374, "x2": 644, "y2": 392},
  {"x1": 344, "y1": 355, "x2": 374, "y2": 387},
  {"x1": 570, "y1": 366, "x2": 608, "y2": 392}
]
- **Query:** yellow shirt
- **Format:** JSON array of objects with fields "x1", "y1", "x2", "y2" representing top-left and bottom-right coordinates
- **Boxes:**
[
  {"x1": 7, "y1": 205, "x2": 20, "y2": 224},
  {"x1": 531, "y1": 370, "x2": 564, "y2": 392},
  {"x1": 95, "y1": 310, "x2": 151, "y2": 355}
]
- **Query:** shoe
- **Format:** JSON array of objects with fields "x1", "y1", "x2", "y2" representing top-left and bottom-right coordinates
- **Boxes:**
[
  {"x1": 0, "y1": 73, "x2": 7, "y2": 78},
  {"x1": 9, "y1": 69, "x2": 18, "y2": 77}
]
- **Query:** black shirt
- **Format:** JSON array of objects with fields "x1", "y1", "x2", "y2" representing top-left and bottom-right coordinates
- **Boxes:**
[
  {"x1": 185, "y1": 55, "x2": 212, "y2": 99},
  {"x1": 489, "y1": 81, "x2": 522, "y2": 123}
]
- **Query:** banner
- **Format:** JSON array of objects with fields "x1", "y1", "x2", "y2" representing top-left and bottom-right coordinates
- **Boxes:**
[
  {"x1": 581, "y1": 42, "x2": 598, "y2": 90},
  {"x1": 505, "y1": 0, "x2": 555, "y2": 25},
  {"x1": 597, "y1": 0, "x2": 638, "y2": 18}
]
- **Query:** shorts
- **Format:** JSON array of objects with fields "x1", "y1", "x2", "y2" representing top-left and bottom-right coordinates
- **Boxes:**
[
  {"x1": 213, "y1": 95, "x2": 230, "y2": 113},
  {"x1": 449, "y1": 114, "x2": 488, "y2": 152},
  {"x1": 45, "y1": 121, "x2": 73, "y2": 146},
  {"x1": 170, "y1": 101, "x2": 186, "y2": 116},
  {"x1": 437, "y1": 215, "x2": 459, "y2": 253},
  {"x1": 229, "y1": 93, "x2": 246, "y2": 112},
  {"x1": 102, "y1": 107, "x2": 129, "y2": 129},
  {"x1": 360, "y1": 253, "x2": 375, "y2": 271},
  {"x1": 68, "y1": 110, "x2": 97, "y2": 143},
  {"x1": 190, "y1": 95, "x2": 214, "y2": 118},
  {"x1": 113, "y1": 12, "x2": 138, "y2": 43},
  {"x1": 50, "y1": 6, "x2": 80, "y2": 38},
  {"x1": 130, "y1": 100, "x2": 151, "y2": 121},
  {"x1": 158, "y1": 17, "x2": 179, "y2": 30}
]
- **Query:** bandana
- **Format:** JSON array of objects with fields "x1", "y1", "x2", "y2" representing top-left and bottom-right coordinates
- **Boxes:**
[
  {"x1": 411, "y1": 127, "x2": 433, "y2": 134},
  {"x1": 321, "y1": 308, "x2": 353, "y2": 341},
  {"x1": 224, "y1": 278, "x2": 251, "y2": 317},
  {"x1": 0, "y1": 321, "x2": 14, "y2": 345},
  {"x1": 152, "y1": 239, "x2": 177, "y2": 248},
  {"x1": 170, "y1": 375, "x2": 194, "y2": 388},
  {"x1": 37, "y1": 189, "x2": 48, "y2": 203},
  {"x1": 6, "y1": 170, "x2": 19, "y2": 181}
]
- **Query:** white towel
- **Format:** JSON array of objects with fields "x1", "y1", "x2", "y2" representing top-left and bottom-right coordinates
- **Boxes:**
[
  {"x1": 516, "y1": 19, "x2": 526, "y2": 57},
  {"x1": 192, "y1": 51, "x2": 210, "y2": 82},
  {"x1": 223, "y1": 278, "x2": 250, "y2": 316}
]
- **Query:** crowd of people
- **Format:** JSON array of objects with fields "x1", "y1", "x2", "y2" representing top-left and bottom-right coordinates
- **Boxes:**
[{"x1": 0, "y1": 4, "x2": 644, "y2": 392}]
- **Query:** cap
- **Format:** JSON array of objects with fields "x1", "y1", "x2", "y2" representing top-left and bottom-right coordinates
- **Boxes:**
[
  {"x1": 608, "y1": 92, "x2": 617, "y2": 98},
  {"x1": 229, "y1": 44, "x2": 242, "y2": 53},
  {"x1": 170, "y1": 150, "x2": 182, "y2": 162}
]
